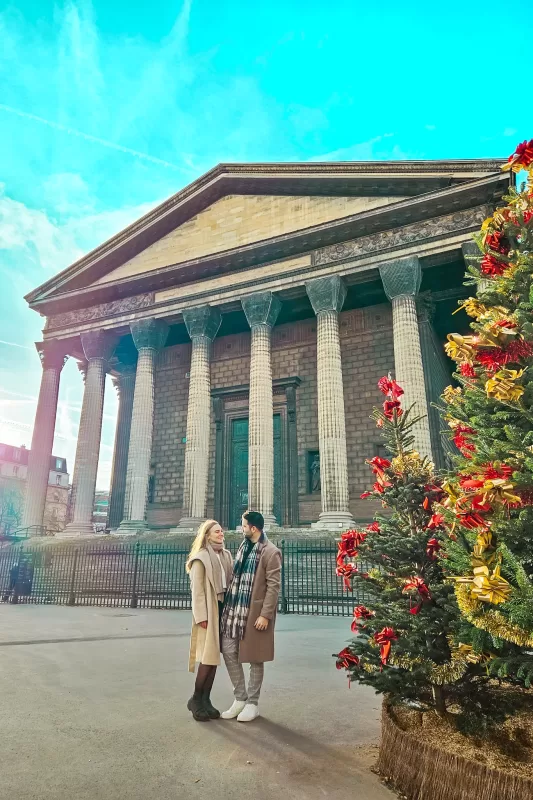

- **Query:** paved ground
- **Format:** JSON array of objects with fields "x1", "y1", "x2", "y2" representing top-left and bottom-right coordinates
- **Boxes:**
[{"x1": 0, "y1": 606, "x2": 393, "y2": 800}]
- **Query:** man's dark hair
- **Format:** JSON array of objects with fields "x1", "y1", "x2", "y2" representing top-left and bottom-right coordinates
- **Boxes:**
[{"x1": 243, "y1": 510, "x2": 264, "y2": 531}]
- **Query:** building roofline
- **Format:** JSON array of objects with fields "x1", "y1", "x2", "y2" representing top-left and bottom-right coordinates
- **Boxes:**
[
  {"x1": 25, "y1": 158, "x2": 508, "y2": 308},
  {"x1": 29, "y1": 170, "x2": 511, "y2": 317}
]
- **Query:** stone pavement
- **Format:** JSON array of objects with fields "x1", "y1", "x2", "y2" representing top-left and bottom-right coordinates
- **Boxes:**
[{"x1": 0, "y1": 606, "x2": 393, "y2": 800}]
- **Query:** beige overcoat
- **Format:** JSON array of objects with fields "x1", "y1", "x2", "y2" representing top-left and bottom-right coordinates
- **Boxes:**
[
  {"x1": 237, "y1": 539, "x2": 282, "y2": 665},
  {"x1": 188, "y1": 548, "x2": 233, "y2": 673}
]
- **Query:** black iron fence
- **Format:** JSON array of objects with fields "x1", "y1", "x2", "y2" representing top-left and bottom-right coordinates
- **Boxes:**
[{"x1": 0, "y1": 539, "x2": 368, "y2": 616}]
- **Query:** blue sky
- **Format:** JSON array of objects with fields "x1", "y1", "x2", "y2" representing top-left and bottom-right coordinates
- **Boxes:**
[{"x1": 0, "y1": 0, "x2": 532, "y2": 489}]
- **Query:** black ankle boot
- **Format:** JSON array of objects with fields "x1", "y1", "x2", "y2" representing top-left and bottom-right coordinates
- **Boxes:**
[
  {"x1": 187, "y1": 693, "x2": 210, "y2": 722},
  {"x1": 202, "y1": 693, "x2": 220, "y2": 720}
]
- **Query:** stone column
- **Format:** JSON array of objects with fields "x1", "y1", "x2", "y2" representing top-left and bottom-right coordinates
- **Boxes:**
[
  {"x1": 107, "y1": 361, "x2": 136, "y2": 531},
  {"x1": 306, "y1": 276, "x2": 355, "y2": 531},
  {"x1": 172, "y1": 306, "x2": 221, "y2": 531},
  {"x1": 59, "y1": 331, "x2": 117, "y2": 538},
  {"x1": 118, "y1": 319, "x2": 168, "y2": 535},
  {"x1": 22, "y1": 340, "x2": 68, "y2": 530},
  {"x1": 379, "y1": 255, "x2": 433, "y2": 459},
  {"x1": 242, "y1": 292, "x2": 282, "y2": 527}
]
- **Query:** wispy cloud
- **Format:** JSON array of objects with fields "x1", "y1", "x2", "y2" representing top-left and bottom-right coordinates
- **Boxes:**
[
  {"x1": 0, "y1": 339, "x2": 33, "y2": 351},
  {"x1": 0, "y1": 104, "x2": 187, "y2": 172}
]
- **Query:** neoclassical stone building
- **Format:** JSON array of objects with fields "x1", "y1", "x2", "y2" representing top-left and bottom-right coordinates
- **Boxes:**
[{"x1": 23, "y1": 160, "x2": 512, "y2": 536}]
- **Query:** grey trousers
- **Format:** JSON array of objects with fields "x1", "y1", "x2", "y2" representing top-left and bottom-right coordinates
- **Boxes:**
[{"x1": 222, "y1": 636, "x2": 264, "y2": 705}]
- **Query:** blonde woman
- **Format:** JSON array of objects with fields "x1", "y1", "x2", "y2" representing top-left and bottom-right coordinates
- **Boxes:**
[{"x1": 186, "y1": 519, "x2": 233, "y2": 722}]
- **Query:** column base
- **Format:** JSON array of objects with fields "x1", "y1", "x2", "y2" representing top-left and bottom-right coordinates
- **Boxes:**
[
  {"x1": 261, "y1": 513, "x2": 278, "y2": 528},
  {"x1": 114, "y1": 520, "x2": 148, "y2": 536},
  {"x1": 55, "y1": 522, "x2": 96, "y2": 539},
  {"x1": 168, "y1": 517, "x2": 204, "y2": 534},
  {"x1": 311, "y1": 511, "x2": 356, "y2": 531}
]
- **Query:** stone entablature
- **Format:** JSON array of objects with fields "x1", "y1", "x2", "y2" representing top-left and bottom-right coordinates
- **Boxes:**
[{"x1": 42, "y1": 204, "x2": 489, "y2": 340}]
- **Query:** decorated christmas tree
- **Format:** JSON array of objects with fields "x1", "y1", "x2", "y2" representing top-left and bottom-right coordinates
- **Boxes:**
[
  {"x1": 334, "y1": 377, "x2": 483, "y2": 718},
  {"x1": 439, "y1": 139, "x2": 533, "y2": 690}
]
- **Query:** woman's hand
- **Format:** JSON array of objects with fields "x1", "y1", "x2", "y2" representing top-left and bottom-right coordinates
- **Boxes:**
[{"x1": 199, "y1": 621, "x2": 208, "y2": 629}]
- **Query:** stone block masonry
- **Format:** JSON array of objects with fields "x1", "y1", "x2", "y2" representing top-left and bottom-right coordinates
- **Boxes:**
[{"x1": 149, "y1": 302, "x2": 395, "y2": 527}]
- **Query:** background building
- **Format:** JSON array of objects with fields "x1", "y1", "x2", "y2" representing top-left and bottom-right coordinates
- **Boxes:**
[
  {"x1": 21, "y1": 159, "x2": 512, "y2": 537},
  {"x1": 0, "y1": 443, "x2": 69, "y2": 534}
]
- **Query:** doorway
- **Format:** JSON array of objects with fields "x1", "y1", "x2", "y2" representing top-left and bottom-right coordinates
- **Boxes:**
[{"x1": 228, "y1": 414, "x2": 282, "y2": 529}]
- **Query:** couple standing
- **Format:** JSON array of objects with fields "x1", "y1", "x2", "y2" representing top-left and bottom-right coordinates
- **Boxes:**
[{"x1": 186, "y1": 511, "x2": 282, "y2": 723}]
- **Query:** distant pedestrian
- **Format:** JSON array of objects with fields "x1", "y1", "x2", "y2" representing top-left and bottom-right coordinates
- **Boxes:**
[
  {"x1": 220, "y1": 510, "x2": 282, "y2": 723},
  {"x1": 2, "y1": 562, "x2": 19, "y2": 602},
  {"x1": 186, "y1": 520, "x2": 233, "y2": 722}
]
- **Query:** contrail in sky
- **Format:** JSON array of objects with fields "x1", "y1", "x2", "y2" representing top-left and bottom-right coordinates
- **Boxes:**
[
  {"x1": 0, "y1": 103, "x2": 186, "y2": 171},
  {"x1": 0, "y1": 339, "x2": 34, "y2": 351}
]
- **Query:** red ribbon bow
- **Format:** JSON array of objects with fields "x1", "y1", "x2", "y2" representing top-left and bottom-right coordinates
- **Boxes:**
[
  {"x1": 351, "y1": 605, "x2": 374, "y2": 632},
  {"x1": 378, "y1": 376, "x2": 404, "y2": 401},
  {"x1": 426, "y1": 538, "x2": 441, "y2": 560},
  {"x1": 427, "y1": 513, "x2": 444, "y2": 530},
  {"x1": 403, "y1": 576, "x2": 432, "y2": 615},
  {"x1": 335, "y1": 647, "x2": 360, "y2": 671},
  {"x1": 374, "y1": 627, "x2": 397, "y2": 665},
  {"x1": 336, "y1": 562, "x2": 358, "y2": 591},
  {"x1": 366, "y1": 521, "x2": 381, "y2": 533}
]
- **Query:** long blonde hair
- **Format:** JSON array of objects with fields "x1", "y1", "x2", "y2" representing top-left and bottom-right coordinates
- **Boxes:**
[{"x1": 185, "y1": 519, "x2": 219, "y2": 573}]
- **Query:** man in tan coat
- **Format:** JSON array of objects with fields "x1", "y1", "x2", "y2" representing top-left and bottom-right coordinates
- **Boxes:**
[{"x1": 220, "y1": 511, "x2": 282, "y2": 723}]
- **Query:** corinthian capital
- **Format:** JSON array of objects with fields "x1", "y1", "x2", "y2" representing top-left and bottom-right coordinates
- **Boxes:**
[
  {"x1": 242, "y1": 292, "x2": 282, "y2": 328},
  {"x1": 130, "y1": 319, "x2": 168, "y2": 351},
  {"x1": 379, "y1": 256, "x2": 421, "y2": 300},
  {"x1": 36, "y1": 340, "x2": 69, "y2": 371},
  {"x1": 183, "y1": 305, "x2": 221, "y2": 341},
  {"x1": 80, "y1": 331, "x2": 119, "y2": 362},
  {"x1": 305, "y1": 275, "x2": 347, "y2": 315}
]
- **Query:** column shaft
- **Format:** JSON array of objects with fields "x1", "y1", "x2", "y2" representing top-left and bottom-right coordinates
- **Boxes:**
[
  {"x1": 108, "y1": 370, "x2": 136, "y2": 530},
  {"x1": 22, "y1": 344, "x2": 65, "y2": 530},
  {"x1": 391, "y1": 295, "x2": 433, "y2": 457},
  {"x1": 122, "y1": 348, "x2": 156, "y2": 526},
  {"x1": 248, "y1": 323, "x2": 275, "y2": 523},
  {"x1": 379, "y1": 256, "x2": 433, "y2": 460},
  {"x1": 306, "y1": 276, "x2": 355, "y2": 531},
  {"x1": 61, "y1": 358, "x2": 107, "y2": 536},
  {"x1": 242, "y1": 292, "x2": 281, "y2": 528},
  {"x1": 181, "y1": 337, "x2": 212, "y2": 524},
  {"x1": 118, "y1": 319, "x2": 167, "y2": 535},
  {"x1": 316, "y1": 310, "x2": 351, "y2": 517}
]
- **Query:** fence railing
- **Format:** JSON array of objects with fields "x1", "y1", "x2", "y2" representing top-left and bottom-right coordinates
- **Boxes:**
[{"x1": 0, "y1": 539, "x2": 369, "y2": 616}]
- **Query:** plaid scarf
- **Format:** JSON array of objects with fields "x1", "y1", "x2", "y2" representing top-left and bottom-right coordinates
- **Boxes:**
[{"x1": 221, "y1": 534, "x2": 266, "y2": 640}]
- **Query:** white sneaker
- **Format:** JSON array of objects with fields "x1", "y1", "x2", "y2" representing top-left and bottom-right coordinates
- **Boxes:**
[
  {"x1": 221, "y1": 700, "x2": 246, "y2": 720},
  {"x1": 237, "y1": 703, "x2": 259, "y2": 723}
]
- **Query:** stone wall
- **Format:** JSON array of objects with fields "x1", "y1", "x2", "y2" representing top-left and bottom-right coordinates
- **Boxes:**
[{"x1": 148, "y1": 303, "x2": 394, "y2": 527}]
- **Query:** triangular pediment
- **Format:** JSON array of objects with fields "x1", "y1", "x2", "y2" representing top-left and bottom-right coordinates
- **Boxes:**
[
  {"x1": 26, "y1": 160, "x2": 508, "y2": 313},
  {"x1": 91, "y1": 193, "x2": 407, "y2": 286}
]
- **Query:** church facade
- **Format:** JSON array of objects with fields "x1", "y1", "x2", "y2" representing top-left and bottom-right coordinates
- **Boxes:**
[{"x1": 23, "y1": 160, "x2": 512, "y2": 536}]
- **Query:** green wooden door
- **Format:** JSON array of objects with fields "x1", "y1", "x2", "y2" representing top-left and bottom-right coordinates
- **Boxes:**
[
  {"x1": 229, "y1": 418, "x2": 249, "y2": 530},
  {"x1": 229, "y1": 415, "x2": 282, "y2": 529}
]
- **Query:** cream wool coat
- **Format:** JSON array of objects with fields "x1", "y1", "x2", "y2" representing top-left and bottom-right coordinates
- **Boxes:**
[{"x1": 188, "y1": 548, "x2": 233, "y2": 673}]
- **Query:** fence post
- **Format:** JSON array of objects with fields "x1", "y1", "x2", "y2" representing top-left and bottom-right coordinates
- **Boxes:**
[
  {"x1": 67, "y1": 550, "x2": 79, "y2": 606},
  {"x1": 130, "y1": 542, "x2": 140, "y2": 609},
  {"x1": 280, "y1": 539, "x2": 288, "y2": 614}
]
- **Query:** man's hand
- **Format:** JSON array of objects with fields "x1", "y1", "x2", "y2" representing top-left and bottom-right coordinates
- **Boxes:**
[
  {"x1": 199, "y1": 620, "x2": 208, "y2": 629},
  {"x1": 254, "y1": 616, "x2": 269, "y2": 631}
]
